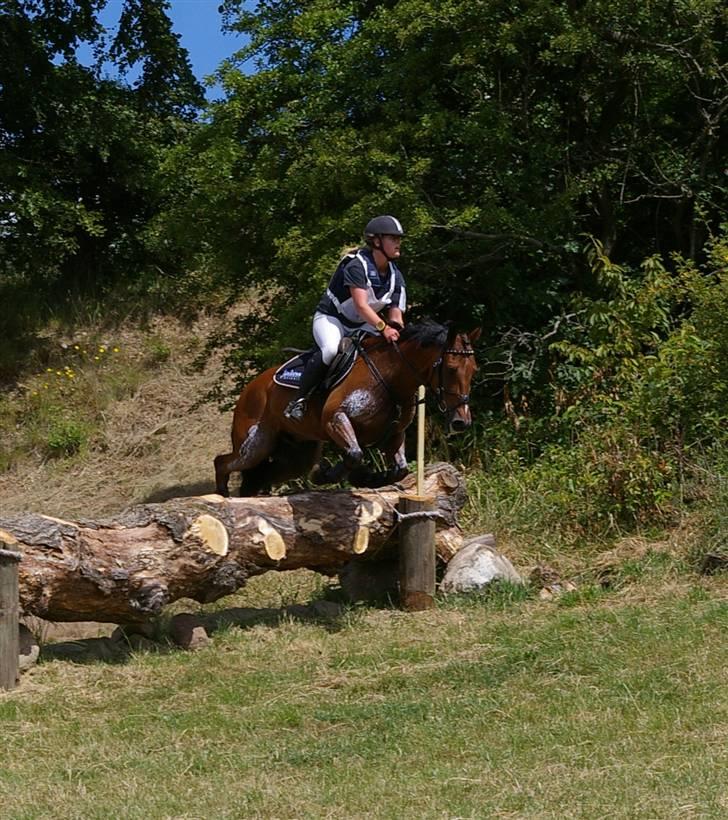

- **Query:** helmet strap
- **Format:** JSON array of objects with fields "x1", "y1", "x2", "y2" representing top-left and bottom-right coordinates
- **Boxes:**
[{"x1": 373, "y1": 235, "x2": 398, "y2": 263}]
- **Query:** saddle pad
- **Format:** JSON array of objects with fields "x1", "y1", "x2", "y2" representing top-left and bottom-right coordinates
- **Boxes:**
[
  {"x1": 273, "y1": 351, "x2": 311, "y2": 389},
  {"x1": 272, "y1": 342, "x2": 359, "y2": 391}
]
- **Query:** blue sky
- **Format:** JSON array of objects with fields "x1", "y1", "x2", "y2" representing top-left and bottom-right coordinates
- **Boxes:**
[{"x1": 88, "y1": 0, "x2": 248, "y2": 99}]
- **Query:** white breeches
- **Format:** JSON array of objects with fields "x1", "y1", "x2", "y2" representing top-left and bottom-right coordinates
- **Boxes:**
[{"x1": 313, "y1": 312, "x2": 376, "y2": 365}]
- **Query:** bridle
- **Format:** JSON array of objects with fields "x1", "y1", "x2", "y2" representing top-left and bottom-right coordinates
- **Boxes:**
[
  {"x1": 355, "y1": 333, "x2": 474, "y2": 418},
  {"x1": 432, "y1": 343, "x2": 475, "y2": 413}
]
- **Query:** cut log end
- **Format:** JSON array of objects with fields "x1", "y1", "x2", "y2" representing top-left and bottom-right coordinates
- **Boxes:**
[
  {"x1": 353, "y1": 526, "x2": 370, "y2": 554},
  {"x1": 187, "y1": 514, "x2": 229, "y2": 556},
  {"x1": 0, "y1": 529, "x2": 19, "y2": 548},
  {"x1": 255, "y1": 518, "x2": 286, "y2": 560}
]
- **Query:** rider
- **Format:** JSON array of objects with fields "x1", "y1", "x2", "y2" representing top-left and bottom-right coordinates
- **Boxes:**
[{"x1": 284, "y1": 214, "x2": 407, "y2": 421}]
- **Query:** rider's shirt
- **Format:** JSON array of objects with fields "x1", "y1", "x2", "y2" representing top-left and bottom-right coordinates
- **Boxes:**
[{"x1": 316, "y1": 247, "x2": 407, "y2": 328}]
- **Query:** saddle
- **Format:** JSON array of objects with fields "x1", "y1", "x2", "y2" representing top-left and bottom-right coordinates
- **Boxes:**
[{"x1": 273, "y1": 331, "x2": 366, "y2": 391}]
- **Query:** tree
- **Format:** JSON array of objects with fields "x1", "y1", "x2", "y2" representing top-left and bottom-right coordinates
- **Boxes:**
[
  {"x1": 160, "y1": 0, "x2": 727, "y2": 370},
  {"x1": 0, "y1": 0, "x2": 203, "y2": 371}
]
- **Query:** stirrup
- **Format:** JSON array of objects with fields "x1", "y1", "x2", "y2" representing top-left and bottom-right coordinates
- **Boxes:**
[{"x1": 284, "y1": 397, "x2": 307, "y2": 421}]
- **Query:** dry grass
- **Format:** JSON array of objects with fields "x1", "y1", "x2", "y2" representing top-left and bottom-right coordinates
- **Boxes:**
[{"x1": 0, "y1": 314, "x2": 235, "y2": 518}]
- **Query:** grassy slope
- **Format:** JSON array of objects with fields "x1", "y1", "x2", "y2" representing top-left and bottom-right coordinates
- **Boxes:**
[
  {"x1": 0, "y1": 315, "x2": 233, "y2": 518},
  {"x1": 1, "y1": 314, "x2": 727, "y2": 818}
]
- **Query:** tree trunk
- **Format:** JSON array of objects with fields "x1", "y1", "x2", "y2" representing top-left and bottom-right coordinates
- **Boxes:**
[{"x1": 0, "y1": 463, "x2": 466, "y2": 624}]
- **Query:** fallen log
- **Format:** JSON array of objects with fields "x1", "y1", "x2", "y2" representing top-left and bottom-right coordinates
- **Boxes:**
[{"x1": 0, "y1": 463, "x2": 466, "y2": 624}]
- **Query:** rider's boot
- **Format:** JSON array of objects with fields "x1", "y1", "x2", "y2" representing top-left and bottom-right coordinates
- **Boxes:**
[{"x1": 284, "y1": 349, "x2": 328, "y2": 421}]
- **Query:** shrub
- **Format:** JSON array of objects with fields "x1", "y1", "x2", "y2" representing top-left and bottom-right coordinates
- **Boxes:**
[
  {"x1": 45, "y1": 417, "x2": 89, "y2": 458},
  {"x1": 459, "y1": 229, "x2": 728, "y2": 539}
]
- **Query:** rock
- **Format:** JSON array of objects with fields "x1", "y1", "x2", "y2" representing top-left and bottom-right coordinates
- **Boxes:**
[
  {"x1": 529, "y1": 562, "x2": 576, "y2": 598},
  {"x1": 111, "y1": 622, "x2": 157, "y2": 643},
  {"x1": 338, "y1": 559, "x2": 399, "y2": 602},
  {"x1": 440, "y1": 536, "x2": 523, "y2": 593},
  {"x1": 700, "y1": 551, "x2": 728, "y2": 574},
  {"x1": 169, "y1": 613, "x2": 210, "y2": 651},
  {"x1": 18, "y1": 623, "x2": 40, "y2": 673}
]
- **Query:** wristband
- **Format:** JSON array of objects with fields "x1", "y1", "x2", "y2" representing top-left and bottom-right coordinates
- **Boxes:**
[{"x1": 375, "y1": 319, "x2": 386, "y2": 332}]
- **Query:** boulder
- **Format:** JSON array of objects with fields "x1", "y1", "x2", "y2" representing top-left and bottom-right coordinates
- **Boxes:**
[
  {"x1": 18, "y1": 623, "x2": 40, "y2": 673},
  {"x1": 440, "y1": 535, "x2": 523, "y2": 593}
]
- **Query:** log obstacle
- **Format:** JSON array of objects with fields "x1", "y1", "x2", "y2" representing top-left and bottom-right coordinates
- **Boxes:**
[
  {"x1": 0, "y1": 546, "x2": 21, "y2": 690},
  {"x1": 0, "y1": 463, "x2": 466, "y2": 625}
]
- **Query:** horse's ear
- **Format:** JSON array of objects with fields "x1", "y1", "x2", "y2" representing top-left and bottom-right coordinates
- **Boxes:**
[{"x1": 467, "y1": 327, "x2": 482, "y2": 344}]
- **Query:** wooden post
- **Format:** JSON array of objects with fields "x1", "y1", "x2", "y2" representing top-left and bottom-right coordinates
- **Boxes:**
[
  {"x1": 416, "y1": 384, "x2": 426, "y2": 496},
  {"x1": 0, "y1": 547, "x2": 22, "y2": 690},
  {"x1": 399, "y1": 496, "x2": 436, "y2": 610},
  {"x1": 399, "y1": 386, "x2": 436, "y2": 610}
]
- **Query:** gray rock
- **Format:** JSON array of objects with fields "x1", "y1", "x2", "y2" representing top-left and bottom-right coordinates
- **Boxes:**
[
  {"x1": 18, "y1": 623, "x2": 40, "y2": 673},
  {"x1": 440, "y1": 535, "x2": 523, "y2": 593}
]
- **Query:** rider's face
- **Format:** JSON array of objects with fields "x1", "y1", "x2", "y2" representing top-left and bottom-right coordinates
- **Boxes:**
[{"x1": 379, "y1": 234, "x2": 402, "y2": 258}]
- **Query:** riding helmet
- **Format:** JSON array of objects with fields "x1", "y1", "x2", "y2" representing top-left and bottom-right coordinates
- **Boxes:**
[{"x1": 364, "y1": 215, "x2": 405, "y2": 237}]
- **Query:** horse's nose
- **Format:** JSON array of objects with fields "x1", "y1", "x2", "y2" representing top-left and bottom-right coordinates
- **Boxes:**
[{"x1": 449, "y1": 417, "x2": 470, "y2": 433}]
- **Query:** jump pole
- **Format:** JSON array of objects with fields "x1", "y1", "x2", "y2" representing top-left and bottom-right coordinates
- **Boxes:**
[
  {"x1": 0, "y1": 545, "x2": 22, "y2": 690},
  {"x1": 399, "y1": 385, "x2": 436, "y2": 611}
]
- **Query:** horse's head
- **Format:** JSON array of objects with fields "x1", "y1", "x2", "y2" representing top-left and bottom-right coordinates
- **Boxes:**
[{"x1": 430, "y1": 326, "x2": 481, "y2": 433}]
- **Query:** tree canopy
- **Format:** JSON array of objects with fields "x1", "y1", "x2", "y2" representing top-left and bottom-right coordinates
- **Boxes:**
[
  {"x1": 0, "y1": 0, "x2": 203, "y2": 357},
  {"x1": 159, "y1": 0, "x2": 726, "y2": 355}
]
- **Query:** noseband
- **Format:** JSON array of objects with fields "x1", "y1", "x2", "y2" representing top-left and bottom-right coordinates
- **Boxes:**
[{"x1": 433, "y1": 346, "x2": 475, "y2": 413}]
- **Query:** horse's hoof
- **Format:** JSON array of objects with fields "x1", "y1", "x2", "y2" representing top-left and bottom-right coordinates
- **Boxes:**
[{"x1": 387, "y1": 466, "x2": 409, "y2": 484}]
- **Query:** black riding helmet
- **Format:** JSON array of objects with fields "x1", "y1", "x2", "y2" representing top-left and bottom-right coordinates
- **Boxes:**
[{"x1": 364, "y1": 215, "x2": 405, "y2": 238}]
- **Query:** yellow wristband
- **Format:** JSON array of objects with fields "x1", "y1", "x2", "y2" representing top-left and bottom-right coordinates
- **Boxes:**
[{"x1": 375, "y1": 319, "x2": 386, "y2": 332}]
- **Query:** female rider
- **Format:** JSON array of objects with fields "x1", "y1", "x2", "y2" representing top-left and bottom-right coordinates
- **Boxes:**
[{"x1": 284, "y1": 215, "x2": 407, "y2": 421}]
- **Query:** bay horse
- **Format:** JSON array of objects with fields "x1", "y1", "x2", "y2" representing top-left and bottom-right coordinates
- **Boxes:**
[{"x1": 214, "y1": 321, "x2": 480, "y2": 496}]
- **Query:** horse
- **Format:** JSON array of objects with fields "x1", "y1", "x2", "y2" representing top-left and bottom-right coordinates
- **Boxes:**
[{"x1": 213, "y1": 321, "x2": 480, "y2": 496}]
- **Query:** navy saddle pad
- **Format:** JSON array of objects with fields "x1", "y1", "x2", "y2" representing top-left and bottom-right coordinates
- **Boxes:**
[{"x1": 273, "y1": 336, "x2": 361, "y2": 391}]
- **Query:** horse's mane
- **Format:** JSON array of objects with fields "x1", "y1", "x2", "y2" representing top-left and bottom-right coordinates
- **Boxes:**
[{"x1": 398, "y1": 319, "x2": 449, "y2": 349}]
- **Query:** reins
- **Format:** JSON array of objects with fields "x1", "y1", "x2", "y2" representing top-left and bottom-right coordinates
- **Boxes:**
[{"x1": 354, "y1": 332, "x2": 475, "y2": 418}]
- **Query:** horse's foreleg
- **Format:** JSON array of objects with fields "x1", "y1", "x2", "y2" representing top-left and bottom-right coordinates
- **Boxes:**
[
  {"x1": 383, "y1": 434, "x2": 410, "y2": 484},
  {"x1": 325, "y1": 410, "x2": 364, "y2": 468}
]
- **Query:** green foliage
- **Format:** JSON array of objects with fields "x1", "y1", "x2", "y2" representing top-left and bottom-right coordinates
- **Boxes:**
[
  {"x1": 159, "y1": 0, "x2": 727, "y2": 369},
  {"x1": 459, "y1": 230, "x2": 728, "y2": 537},
  {"x1": 0, "y1": 1, "x2": 204, "y2": 375}
]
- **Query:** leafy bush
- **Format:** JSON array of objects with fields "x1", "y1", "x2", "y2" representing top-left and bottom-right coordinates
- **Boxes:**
[
  {"x1": 45, "y1": 417, "x2": 89, "y2": 458},
  {"x1": 460, "y1": 231, "x2": 728, "y2": 539}
]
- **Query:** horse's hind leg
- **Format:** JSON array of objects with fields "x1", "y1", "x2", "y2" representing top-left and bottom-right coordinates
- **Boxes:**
[
  {"x1": 215, "y1": 423, "x2": 277, "y2": 497},
  {"x1": 214, "y1": 452, "x2": 238, "y2": 497},
  {"x1": 267, "y1": 439, "x2": 322, "y2": 486},
  {"x1": 242, "y1": 439, "x2": 323, "y2": 495}
]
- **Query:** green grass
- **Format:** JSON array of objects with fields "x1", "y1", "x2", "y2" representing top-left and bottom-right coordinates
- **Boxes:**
[{"x1": 3, "y1": 579, "x2": 727, "y2": 819}]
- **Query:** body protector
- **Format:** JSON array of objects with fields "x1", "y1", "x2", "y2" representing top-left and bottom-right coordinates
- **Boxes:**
[{"x1": 316, "y1": 247, "x2": 407, "y2": 329}]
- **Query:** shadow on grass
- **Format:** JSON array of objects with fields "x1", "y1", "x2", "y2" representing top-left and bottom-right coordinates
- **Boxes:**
[
  {"x1": 142, "y1": 481, "x2": 220, "y2": 503},
  {"x1": 38, "y1": 598, "x2": 354, "y2": 666}
]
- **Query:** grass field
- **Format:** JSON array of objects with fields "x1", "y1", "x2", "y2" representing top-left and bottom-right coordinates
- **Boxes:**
[
  {"x1": 2, "y1": 313, "x2": 726, "y2": 819},
  {"x1": 3, "y1": 569, "x2": 726, "y2": 819}
]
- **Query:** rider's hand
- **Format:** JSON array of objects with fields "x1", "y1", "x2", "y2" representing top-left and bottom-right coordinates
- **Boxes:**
[{"x1": 383, "y1": 325, "x2": 400, "y2": 343}]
